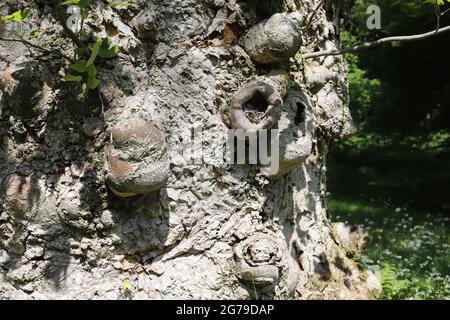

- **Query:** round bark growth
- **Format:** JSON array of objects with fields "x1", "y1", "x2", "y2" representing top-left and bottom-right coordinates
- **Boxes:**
[
  {"x1": 229, "y1": 80, "x2": 282, "y2": 130},
  {"x1": 241, "y1": 12, "x2": 303, "y2": 64},
  {"x1": 105, "y1": 118, "x2": 169, "y2": 197},
  {"x1": 234, "y1": 233, "x2": 298, "y2": 295}
]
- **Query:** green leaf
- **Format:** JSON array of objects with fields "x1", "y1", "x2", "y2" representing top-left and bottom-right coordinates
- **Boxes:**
[
  {"x1": 29, "y1": 30, "x2": 41, "y2": 39},
  {"x1": 122, "y1": 280, "x2": 134, "y2": 291},
  {"x1": 81, "y1": 7, "x2": 89, "y2": 19},
  {"x1": 87, "y1": 38, "x2": 102, "y2": 66},
  {"x1": 62, "y1": 74, "x2": 83, "y2": 82},
  {"x1": 85, "y1": 64, "x2": 100, "y2": 89},
  {"x1": 81, "y1": 82, "x2": 88, "y2": 96},
  {"x1": 86, "y1": 64, "x2": 97, "y2": 78},
  {"x1": 1, "y1": 9, "x2": 31, "y2": 23},
  {"x1": 69, "y1": 60, "x2": 88, "y2": 73},
  {"x1": 60, "y1": 0, "x2": 81, "y2": 5},
  {"x1": 98, "y1": 38, "x2": 119, "y2": 59},
  {"x1": 424, "y1": 0, "x2": 448, "y2": 5},
  {"x1": 86, "y1": 77, "x2": 100, "y2": 89},
  {"x1": 79, "y1": 0, "x2": 94, "y2": 8},
  {"x1": 75, "y1": 47, "x2": 85, "y2": 58}
]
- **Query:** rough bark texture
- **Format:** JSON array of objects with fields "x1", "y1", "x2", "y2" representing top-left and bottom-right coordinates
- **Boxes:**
[{"x1": 0, "y1": 0, "x2": 380, "y2": 299}]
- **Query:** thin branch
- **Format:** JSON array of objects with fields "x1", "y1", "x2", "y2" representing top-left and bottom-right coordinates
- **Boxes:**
[
  {"x1": 0, "y1": 37, "x2": 74, "y2": 62},
  {"x1": 435, "y1": 3, "x2": 441, "y2": 33},
  {"x1": 303, "y1": 0, "x2": 326, "y2": 30},
  {"x1": 303, "y1": 25, "x2": 450, "y2": 59}
]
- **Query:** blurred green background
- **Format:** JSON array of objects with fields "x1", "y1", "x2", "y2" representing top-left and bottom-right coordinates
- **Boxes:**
[{"x1": 327, "y1": 0, "x2": 450, "y2": 299}]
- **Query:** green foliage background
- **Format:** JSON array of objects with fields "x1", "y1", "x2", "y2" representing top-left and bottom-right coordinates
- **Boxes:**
[
  {"x1": 345, "y1": 0, "x2": 450, "y2": 133},
  {"x1": 329, "y1": 0, "x2": 450, "y2": 300}
]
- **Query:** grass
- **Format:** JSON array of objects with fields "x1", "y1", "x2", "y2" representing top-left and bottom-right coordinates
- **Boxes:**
[{"x1": 327, "y1": 133, "x2": 450, "y2": 299}]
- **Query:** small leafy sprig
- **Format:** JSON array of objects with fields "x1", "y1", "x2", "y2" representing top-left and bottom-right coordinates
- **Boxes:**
[
  {"x1": 425, "y1": 0, "x2": 450, "y2": 31},
  {"x1": 425, "y1": 0, "x2": 450, "y2": 6},
  {"x1": 0, "y1": 1, "x2": 136, "y2": 98},
  {"x1": 0, "y1": 9, "x2": 40, "y2": 40},
  {"x1": 62, "y1": 38, "x2": 119, "y2": 95},
  {"x1": 57, "y1": 0, "x2": 132, "y2": 96}
]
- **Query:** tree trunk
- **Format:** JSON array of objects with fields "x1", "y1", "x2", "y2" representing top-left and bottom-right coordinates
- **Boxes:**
[{"x1": 0, "y1": 0, "x2": 380, "y2": 299}]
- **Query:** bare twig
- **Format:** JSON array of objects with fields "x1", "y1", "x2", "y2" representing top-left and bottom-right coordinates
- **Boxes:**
[
  {"x1": 303, "y1": 0, "x2": 326, "y2": 30},
  {"x1": 0, "y1": 37, "x2": 74, "y2": 62},
  {"x1": 435, "y1": 3, "x2": 441, "y2": 33},
  {"x1": 98, "y1": 90, "x2": 105, "y2": 114},
  {"x1": 303, "y1": 25, "x2": 450, "y2": 59}
]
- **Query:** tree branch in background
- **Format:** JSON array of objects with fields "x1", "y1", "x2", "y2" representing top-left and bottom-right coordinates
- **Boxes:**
[
  {"x1": 0, "y1": 37, "x2": 74, "y2": 62},
  {"x1": 303, "y1": 25, "x2": 450, "y2": 59},
  {"x1": 435, "y1": 3, "x2": 441, "y2": 33}
]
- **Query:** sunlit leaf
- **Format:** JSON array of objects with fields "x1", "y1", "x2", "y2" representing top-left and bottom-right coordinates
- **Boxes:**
[
  {"x1": 29, "y1": 30, "x2": 41, "y2": 39},
  {"x1": 1, "y1": 9, "x2": 31, "y2": 23},
  {"x1": 87, "y1": 38, "x2": 102, "y2": 66},
  {"x1": 98, "y1": 38, "x2": 119, "y2": 59},
  {"x1": 69, "y1": 60, "x2": 88, "y2": 73},
  {"x1": 86, "y1": 77, "x2": 100, "y2": 89},
  {"x1": 62, "y1": 74, "x2": 82, "y2": 82}
]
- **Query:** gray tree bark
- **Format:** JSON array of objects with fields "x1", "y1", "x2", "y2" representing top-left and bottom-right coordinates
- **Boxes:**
[{"x1": 0, "y1": 0, "x2": 380, "y2": 299}]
